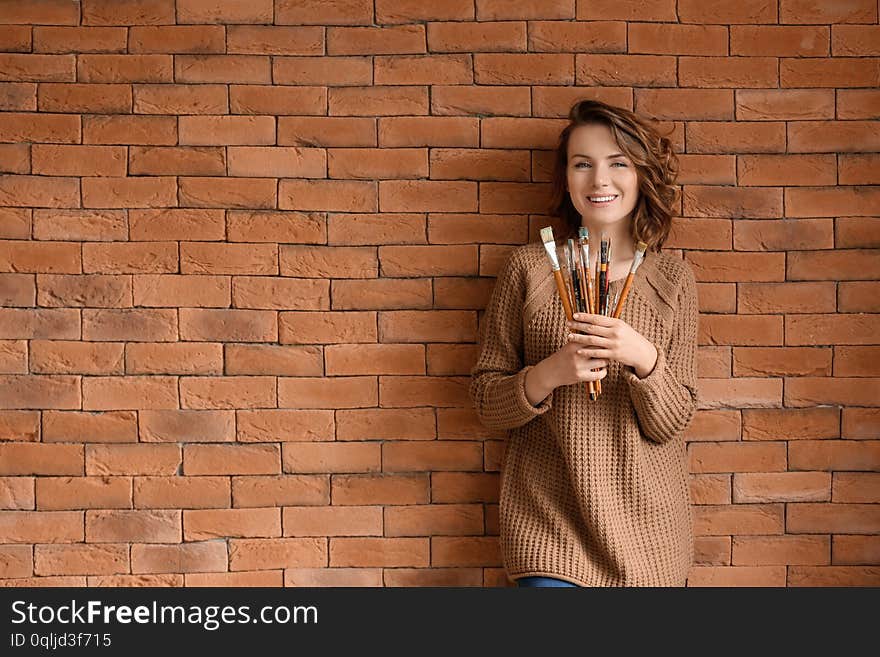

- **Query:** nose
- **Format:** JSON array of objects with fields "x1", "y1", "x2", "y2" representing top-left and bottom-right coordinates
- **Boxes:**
[{"x1": 591, "y1": 164, "x2": 611, "y2": 188}]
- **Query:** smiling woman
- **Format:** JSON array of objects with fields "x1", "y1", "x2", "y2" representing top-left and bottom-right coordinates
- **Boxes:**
[{"x1": 470, "y1": 100, "x2": 699, "y2": 588}]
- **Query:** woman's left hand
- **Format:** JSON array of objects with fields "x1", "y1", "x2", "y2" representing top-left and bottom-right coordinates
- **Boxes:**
[{"x1": 565, "y1": 313, "x2": 658, "y2": 379}]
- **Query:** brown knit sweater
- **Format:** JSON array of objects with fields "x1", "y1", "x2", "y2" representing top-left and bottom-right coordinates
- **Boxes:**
[{"x1": 470, "y1": 241, "x2": 699, "y2": 587}]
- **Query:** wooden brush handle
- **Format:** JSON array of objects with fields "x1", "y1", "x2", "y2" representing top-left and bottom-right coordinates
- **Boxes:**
[
  {"x1": 553, "y1": 270, "x2": 597, "y2": 400},
  {"x1": 612, "y1": 274, "x2": 635, "y2": 319}
]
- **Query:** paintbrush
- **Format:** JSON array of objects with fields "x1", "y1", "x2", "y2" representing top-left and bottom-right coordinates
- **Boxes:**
[
  {"x1": 612, "y1": 241, "x2": 648, "y2": 319},
  {"x1": 598, "y1": 234, "x2": 609, "y2": 317},
  {"x1": 576, "y1": 229, "x2": 599, "y2": 400},
  {"x1": 541, "y1": 227, "x2": 595, "y2": 401}
]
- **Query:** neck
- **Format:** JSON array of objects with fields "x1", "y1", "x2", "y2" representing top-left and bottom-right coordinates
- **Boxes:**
[{"x1": 580, "y1": 219, "x2": 635, "y2": 261}]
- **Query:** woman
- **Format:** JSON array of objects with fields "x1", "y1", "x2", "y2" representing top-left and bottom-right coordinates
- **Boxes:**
[{"x1": 469, "y1": 100, "x2": 699, "y2": 587}]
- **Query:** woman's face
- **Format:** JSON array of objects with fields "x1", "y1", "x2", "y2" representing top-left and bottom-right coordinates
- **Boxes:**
[{"x1": 565, "y1": 123, "x2": 640, "y2": 233}]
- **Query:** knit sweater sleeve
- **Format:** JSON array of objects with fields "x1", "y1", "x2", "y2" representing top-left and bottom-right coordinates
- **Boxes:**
[
  {"x1": 469, "y1": 247, "x2": 553, "y2": 431},
  {"x1": 623, "y1": 259, "x2": 699, "y2": 445}
]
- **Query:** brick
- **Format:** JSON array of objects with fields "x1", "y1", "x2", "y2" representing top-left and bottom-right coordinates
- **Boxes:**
[
  {"x1": 0, "y1": 411, "x2": 39, "y2": 442},
  {"x1": 0, "y1": 545, "x2": 32, "y2": 578},
  {"x1": 86, "y1": 509, "x2": 180, "y2": 543},
  {"x1": 274, "y1": 56, "x2": 371, "y2": 87},
  {"x1": 33, "y1": 26, "x2": 127, "y2": 53},
  {"x1": 82, "y1": 177, "x2": 177, "y2": 209},
  {"x1": 184, "y1": 508, "x2": 281, "y2": 540},
  {"x1": 785, "y1": 377, "x2": 880, "y2": 407},
  {"x1": 185, "y1": 570, "x2": 281, "y2": 586},
  {"x1": 432, "y1": 536, "x2": 501, "y2": 567},
  {"x1": 787, "y1": 503, "x2": 880, "y2": 534},
  {"x1": 380, "y1": 245, "x2": 477, "y2": 276},
  {"x1": 131, "y1": 207, "x2": 225, "y2": 241},
  {"x1": 331, "y1": 474, "x2": 429, "y2": 505},
  {"x1": 694, "y1": 282, "x2": 737, "y2": 312},
  {"x1": 0, "y1": 54, "x2": 75, "y2": 81},
  {"x1": 232, "y1": 475, "x2": 329, "y2": 508},
  {"x1": 680, "y1": 57, "x2": 777, "y2": 88},
  {"x1": 686, "y1": 252, "x2": 785, "y2": 282},
  {"x1": 237, "y1": 409, "x2": 333, "y2": 442},
  {"x1": 285, "y1": 568, "x2": 381, "y2": 587},
  {"x1": 282, "y1": 443, "x2": 381, "y2": 474},
  {"x1": 275, "y1": 0, "x2": 373, "y2": 25},
  {"x1": 229, "y1": 537, "x2": 327, "y2": 570},
  {"x1": 226, "y1": 345, "x2": 324, "y2": 375},
  {"x1": 842, "y1": 408, "x2": 880, "y2": 439},
  {"x1": 232, "y1": 276, "x2": 330, "y2": 310},
  {"x1": 227, "y1": 26, "x2": 324, "y2": 55},
  {"x1": 34, "y1": 209, "x2": 127, "y2": 241},
  {"x1": 733, "y1": 472, "x2": 831, "y2": 503},
  {"x1": 375, "y1": 0, "x2": 471, "y2": 22},
  {"x1": 736, "y1": 89, "x2": 834, "y2": 121},
  {"x1": 635, "y1": 89, "x2": 733, "y2": 121},
  {"x1": 0, "y1": 476, "x2": 35, "y2": 510},
  {"x1": 227, "y1": 210, "x2": 326, "y2": 244},
  {"x1": 379, "y1": 375, "x2": 469, "y2": 408},
  {"x1": 279, "y1": 246, "x2": 376, "y2": 279},
  {"x1": 789, "y1": 566, "x2": 880, "y2": 587},
  {"x1": 0, "y1": 83, "x2": 36, "y2": 111},
  {"x1": 0, "y1": 144, "x2": 28, "y2": 173},
  {"x1": 736, "y1": 282, "x2": 835, "y2": 314},
  {"x1": 787, "y1": 187, "x2": 880, "y2": 217},
  {"x1": 779, "y1": 0, "x2": 876, "y2": 23},
  {"x1": 699, "y1": 315, "x2": 783, "y2": 346},
  {"x1": 742, "y1": 407, "x2": 838, "y2": 441},
  {"x1": 835, "y1": 346, "x2": 880, "y2": 377},
  {"x1": 576, "y1": 54, "x2": 675, "y2": 87},
  {"x1": 0, "y1": 175, "x2": 80, "y2": 208},
  {"x1": 739, "y1": 155, "x2": 836, "y2": 187},
  {"x1": 379, "y1": 116, "x2": 479, "y2": 147},
  {"x1": 684, "y1": 410, "x2": 741, "y2": 442},
  {"x1": 693, "y1": 504, "x2": 784, "y2": 536},
  {"x1": 178, "y1": 308, "x2": 276, "y2": 342},
  {"x1": 678, "y1": 0, "x2": 777, "y2": 23},
  {"x1": 839, "y1": 157, "x2": 880, "y2": 186},
  {"x1": 331, "y1": 537, "x2": 428, "y2": 567},
  {"x1": 833, "y1": 536, "x2": 880, "y2": 565},
  {"x1": 336, "y1": 408, "x2": 436, "y2": 440},
  {"x1": 38, "y1": 83, "x2": 131, "y2": 113},
  {"x1": 176, "y1": 0, "x2": 273, "y2": 23},
  {"x1": 379, "y1": 311, "x2": 477, "y2": 343},
  {"x1": 283, "y1": 506, "x2": 382, "y2": 537},
  {"x1": 0, "y1": 375, "x2": 82, "y2": 410},
  {"x1": 277, "y1": 377, "x2": 377, "y2": 409},
  {"x1": 82, "y1": 309, "x2": 177, "y2": 342},
  {"x1": 279, "y1": 180, "x2": 376, "y2": 212},
  {"x1": 86, "y1": 444, "x2": 180, "y2": 476},
  {"x1": 697, "y1": 378, "x2": 782, "y2": 409},
  {"x1": 327, "y1": 214, "x2": 424, "y2": 246},
  {"x1": 789, "y1": 250, "x2": 880, "y2": 281},
  {"x1": 82, "y1": 376, "x2": 179, "y2": 411},
  {"x1": 731, "y1": 26, "x2": 829, "y2": 57},
  {"x1": 789, "y1": 440, "x2": 880, "y2": 472},
  {"x1": 43, "y1": 410, "x2": 136, "y2": 443},
  {"x1": 429, "y1": 21, "x2": 525, "y2": 53},
  {"x1": 84, "y1": 115, "x2": 176, "y2": 145},
  {"x1": 279, "y1": 311, "x2": 376, "y2": 344},
  {"x1": 176, "y1": 55, "x2": 270, "y2": 84},
  {"x1": 690, "y1": 442, "x2": 786, "y2": 474},
  {"x1": 328, "y1": 148, "x2": 425, "y2": 179},
  {"x1": 686, "y1": 121, "x2": 786, "y2": 153},
  {"x1": 375, "y1": 54, "x2": 471, "y2": 85},
  {"x1": 475, "y1": 53, "x2": 572, "y2": 85},
  {"x1": 383, "y1": 442, "x2": 483, "y2": 472},
  {"x1": 180, "y1": 376, "x2": 276, "y2": 409},
  {"x1": 0, "y1": 443, "x2": 82, "y2": 475},
  {"x1": 330, "y1": 85, "x2": 428, "y2": 116},
  {"x1": 430, "y1": 149, "x2": 530, "y2": 181},
  {"x1": 132, "y1": 542, "x2": 227, "y2": 574},
  {"x1": 693, "y1": 536, "x2": 731, "y2": 565},
  {"x1": 78, "y1": 54, "x2": 172, "y2": 83},
  {"x1": 690, "y1": 474, "x2": 731, "y2": 505},
  {"x1": 279, "y1": 117, "x2": 375, "y2": 147},
  {"x1": 837, "y1": 89, "x2": 880, "y2": 120},
  {"x1": 183, "y1": 444, "x2": 280, "y2": 475},
  {"x1": 133, "y1": 275, "x2": 229, "y2": 308},
  {"x1": 129, "y1": 25, "x2": 225, "y2": 53},
  {"x1": 134, "y1": 476, "x2": 230, "y2": 509},
  {"x1": 787, "y1": 314, "x2": 879, "y2": 345},
  {"x1": 0, "y1": 510, "x2": 82, "y2": 543},
  {"x1": 577, "y1": 0, "x2": 674, "y2": 21},
  {"x1": 180, "y1": 242, "x2": 276, "y2": 275},
  {"x1": 431, "y1": 85, "x2": 530, "y2": 116},
  {"x1": 230, "y1": 85, "x2": 325, "y2": 115},
  {"x1": 35, "y1": 544, "x2": 128, "y2": 576},
  {"x1": 782, "y1": 58, "x2": 879, "y2": 88},
  {"x1": 431, "y1": 472, "x2": 499, "y2": 503},
  {"x1": 734, "y1": 219, "x2": 833, "y2": 251},
  {"x1": 529, "y1": 21, "x2": 623, "y2": 53},
  {"x1": 332, "y1": 279, "x2": 432, "y2": 310},
  {"x1": 379, "y1": 181, "x2": 477, "y2": 213},
  {"x1": 834, "y1": 473, "x2": 880, "y2": 503},
  {"x1": 30, "y1": 341, "x2": 123, "y2": 376},
  {"x1": 36, "y1": 476, "x2": 130, "y2": 510},
  {"x1": 133, "y1": 85, "x2": 227, "y2": 115},
  {"x1": 433, "y1": 279, "x2": 495, "y2": 311},
  {"x1": 683, "y1": 186, "x2": 782, "y2": 219},
  {"x1": 732, "y1": 536, "x2": 830, "y2": 566},
  {"x1": 0, "y1": 309, "x2": 80, "y2": 340},
  {"x1": 139, "y1": 410, "x2": 233, "y2": 443},
  {"x1": 384, "y1": 504, "x2": 483, "y2": 537},
  {"x1": 383, "y1": 568, "x2": 482, "y2": 587},
  {"x1": 326, "y1": 344, "x2": 425, "y2": 376}
]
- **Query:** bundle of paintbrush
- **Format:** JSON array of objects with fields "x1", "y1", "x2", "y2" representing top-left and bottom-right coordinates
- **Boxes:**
[{"x1": 541, "y1": 228, "x2": 650, "y2": 400}]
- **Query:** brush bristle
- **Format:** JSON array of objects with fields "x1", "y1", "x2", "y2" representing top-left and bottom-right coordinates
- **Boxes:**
[
  {"x1": 540, "y1": 226, "x2": 555, "y2": 244},
  {"x1": 578, "y1": 226, "x2": 588, "y2": 238},
  {"x1": 636, "y1": 240, "x2": 647, "y2": 252}
]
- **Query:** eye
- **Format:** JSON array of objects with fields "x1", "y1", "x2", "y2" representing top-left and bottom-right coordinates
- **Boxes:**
[
  {"x1": 574, "y1": 162, "x2": 590, "y2": 168},
  {"x1": 612, "y1": 162, "x2": 628, "y2": 167}
]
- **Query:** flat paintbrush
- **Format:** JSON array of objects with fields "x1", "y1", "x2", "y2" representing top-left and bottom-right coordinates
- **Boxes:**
[{"x1": 612, "y1": 241, "x2": 648, "y2": 319}]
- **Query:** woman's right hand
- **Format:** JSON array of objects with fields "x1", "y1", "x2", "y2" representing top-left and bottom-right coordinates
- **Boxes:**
[{"x1": 524, "y1": 342, "x2": 607, "y2": 406}]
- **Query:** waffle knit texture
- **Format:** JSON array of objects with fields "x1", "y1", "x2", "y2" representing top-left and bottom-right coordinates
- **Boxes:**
[{"x1": 470, "y1": 241, "x2": 699, "y2": 587}]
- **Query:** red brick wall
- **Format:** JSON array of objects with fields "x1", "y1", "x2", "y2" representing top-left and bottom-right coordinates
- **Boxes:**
[{"x1": 0, "y1": 0, "x2": 877, "y2": 587}]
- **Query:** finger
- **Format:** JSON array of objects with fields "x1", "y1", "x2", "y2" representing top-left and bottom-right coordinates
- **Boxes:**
[
  {"x1": 579, "y1": 368, "x2": 607, "y2": 382},
  {"x1": 578, "y1": 358, "x2": 607, "y2": 369},
  {"x1": 577, "y1": 348, "x2": 613, "y2": 360},
  {"x1": 572, "y1": 312, "x2": 615, "y2": 327},
  {"x1": 566, "y1": 332, "x2": 612, "y2": 347},
  {"x1": 567, "y1": 321, "x2": 614, "y2": 337}
]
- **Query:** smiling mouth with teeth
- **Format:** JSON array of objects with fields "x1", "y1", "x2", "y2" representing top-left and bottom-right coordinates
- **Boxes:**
[{"x1": 588, "y1": 195, "x2": 618, "y2": 203}]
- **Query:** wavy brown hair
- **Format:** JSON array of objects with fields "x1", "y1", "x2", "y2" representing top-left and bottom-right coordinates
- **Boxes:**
[{"x1": 548, "y1": 99, "x2": 679, "y2": 251}]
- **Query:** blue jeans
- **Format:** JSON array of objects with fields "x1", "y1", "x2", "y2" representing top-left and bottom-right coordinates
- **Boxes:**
[{"x1": 517, "y1": 576, "x2": 578, "y2": 587}]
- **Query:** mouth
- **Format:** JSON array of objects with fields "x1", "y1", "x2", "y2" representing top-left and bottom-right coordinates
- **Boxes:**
[{"x1": 587, "y1": 194, "x2": 618, "y2": 207}]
